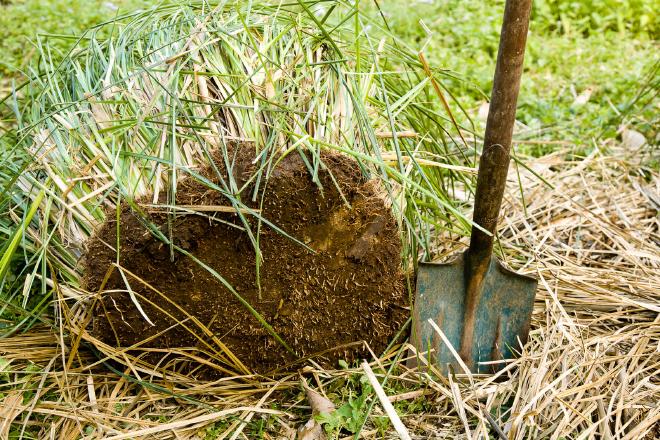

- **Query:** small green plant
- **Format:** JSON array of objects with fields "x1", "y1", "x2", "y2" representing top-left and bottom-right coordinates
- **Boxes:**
[
  {"x1": 373, "y1": 415, "x2": 391, "y2": 436},
  {"x1": 316, "y1": 375, "x2": 373, "y2": 436},
  {"x1": 203, "y1": 418, "x2": 233, "y2": 440}
]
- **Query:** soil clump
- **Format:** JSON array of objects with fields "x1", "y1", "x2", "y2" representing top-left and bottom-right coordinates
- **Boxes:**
[{"x1": 84, "y1": 147, "x2": 408, "y2": 374}]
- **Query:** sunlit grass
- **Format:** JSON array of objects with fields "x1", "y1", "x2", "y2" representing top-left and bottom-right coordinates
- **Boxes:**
[{"x1": 371, "y1": 0, "x2": 658, "y2": 150}]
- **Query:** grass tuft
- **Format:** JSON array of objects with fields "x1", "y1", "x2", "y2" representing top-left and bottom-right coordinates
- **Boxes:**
[{"x1": 1, "y1": 0, "x2": 477, "y2": 369}]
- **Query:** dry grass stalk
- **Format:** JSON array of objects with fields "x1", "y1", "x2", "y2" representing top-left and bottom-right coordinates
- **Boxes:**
[{"x1": 362, "y1": 361, "x2": 411, "y2": 440}]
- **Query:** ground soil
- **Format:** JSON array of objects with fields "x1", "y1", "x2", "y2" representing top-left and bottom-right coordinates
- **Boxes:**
[{"x1": 84, "y1": 146, "x2": 408, "y2": 375}]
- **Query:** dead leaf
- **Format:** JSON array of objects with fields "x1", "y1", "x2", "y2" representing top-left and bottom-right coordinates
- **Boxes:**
[
  {"x1": 621, "y1": 128, "x2": 647, "y2": 150},
  {"x1": 297, "y1": 380, "x2": 336, "y2": 440},
  {"x1": 264, "y1": 69, "x2": 283, "y2": 101},
  {"x1": 301, "y1": 380, "x2": 335, "y2": 415},
  {"x1": 297, "y1": 418, "x2": 325, "y2": 440}
]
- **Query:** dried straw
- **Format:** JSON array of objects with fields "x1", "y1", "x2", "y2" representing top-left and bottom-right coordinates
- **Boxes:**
[{"x1": 1, "y1": 141, "x2": 657, "y2": 439}]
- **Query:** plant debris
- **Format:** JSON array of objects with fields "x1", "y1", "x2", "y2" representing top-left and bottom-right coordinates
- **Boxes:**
[{"x1": 298, "y1": 379, "x2": 335, "y2": 440}]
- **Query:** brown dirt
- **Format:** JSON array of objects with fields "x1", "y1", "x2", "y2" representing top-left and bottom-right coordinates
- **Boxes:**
[{"x1": 84, "y1": 147, "x2": 408, "y2": 374}]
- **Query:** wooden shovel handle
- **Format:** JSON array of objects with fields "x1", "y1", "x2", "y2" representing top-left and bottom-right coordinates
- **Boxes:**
[
  {"x1": 460, "y1": 0, "x2": 532, "y2": 368},
  {"x1": 469, "y1": 0, "x2": 532, "y2": 261}
]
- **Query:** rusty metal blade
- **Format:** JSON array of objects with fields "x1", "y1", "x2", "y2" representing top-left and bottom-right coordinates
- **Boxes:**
[{"x1": 412, "y1": 252, "x2": 537, "y2": 374}]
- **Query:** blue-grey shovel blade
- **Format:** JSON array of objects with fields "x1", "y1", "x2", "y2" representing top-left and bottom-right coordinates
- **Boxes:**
[{"x1": 412, "y1": 252, "x2": 537, "y2": 374}]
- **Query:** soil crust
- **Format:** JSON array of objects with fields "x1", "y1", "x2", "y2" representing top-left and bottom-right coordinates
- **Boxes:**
[{"x1": 84, "y1": 147, "x2": 408, "y2": 374}]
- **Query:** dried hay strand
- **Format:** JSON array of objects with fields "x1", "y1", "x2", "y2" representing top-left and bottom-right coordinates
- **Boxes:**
[{"x1": 1, "y1": 142, "x2": 658, "y2": 439}]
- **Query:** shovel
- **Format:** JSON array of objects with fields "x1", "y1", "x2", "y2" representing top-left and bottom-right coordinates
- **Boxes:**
[{"x1": 412, "y1": 0, "x2": 537, "y2": 374}]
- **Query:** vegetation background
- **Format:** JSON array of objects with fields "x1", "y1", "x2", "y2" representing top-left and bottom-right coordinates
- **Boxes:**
[{"x1": 1, "y1": 0, "x2": 657, "y2": 148}]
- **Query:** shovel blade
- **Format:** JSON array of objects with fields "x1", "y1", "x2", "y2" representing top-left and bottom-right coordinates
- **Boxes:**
[{"x1": 412, "y1": 252, "x2": 537, "y2": 374}]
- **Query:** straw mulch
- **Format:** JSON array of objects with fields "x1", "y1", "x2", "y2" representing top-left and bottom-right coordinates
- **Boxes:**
[{"x1": 1, "y1": 143, "x2": 658, "y2": 439}]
